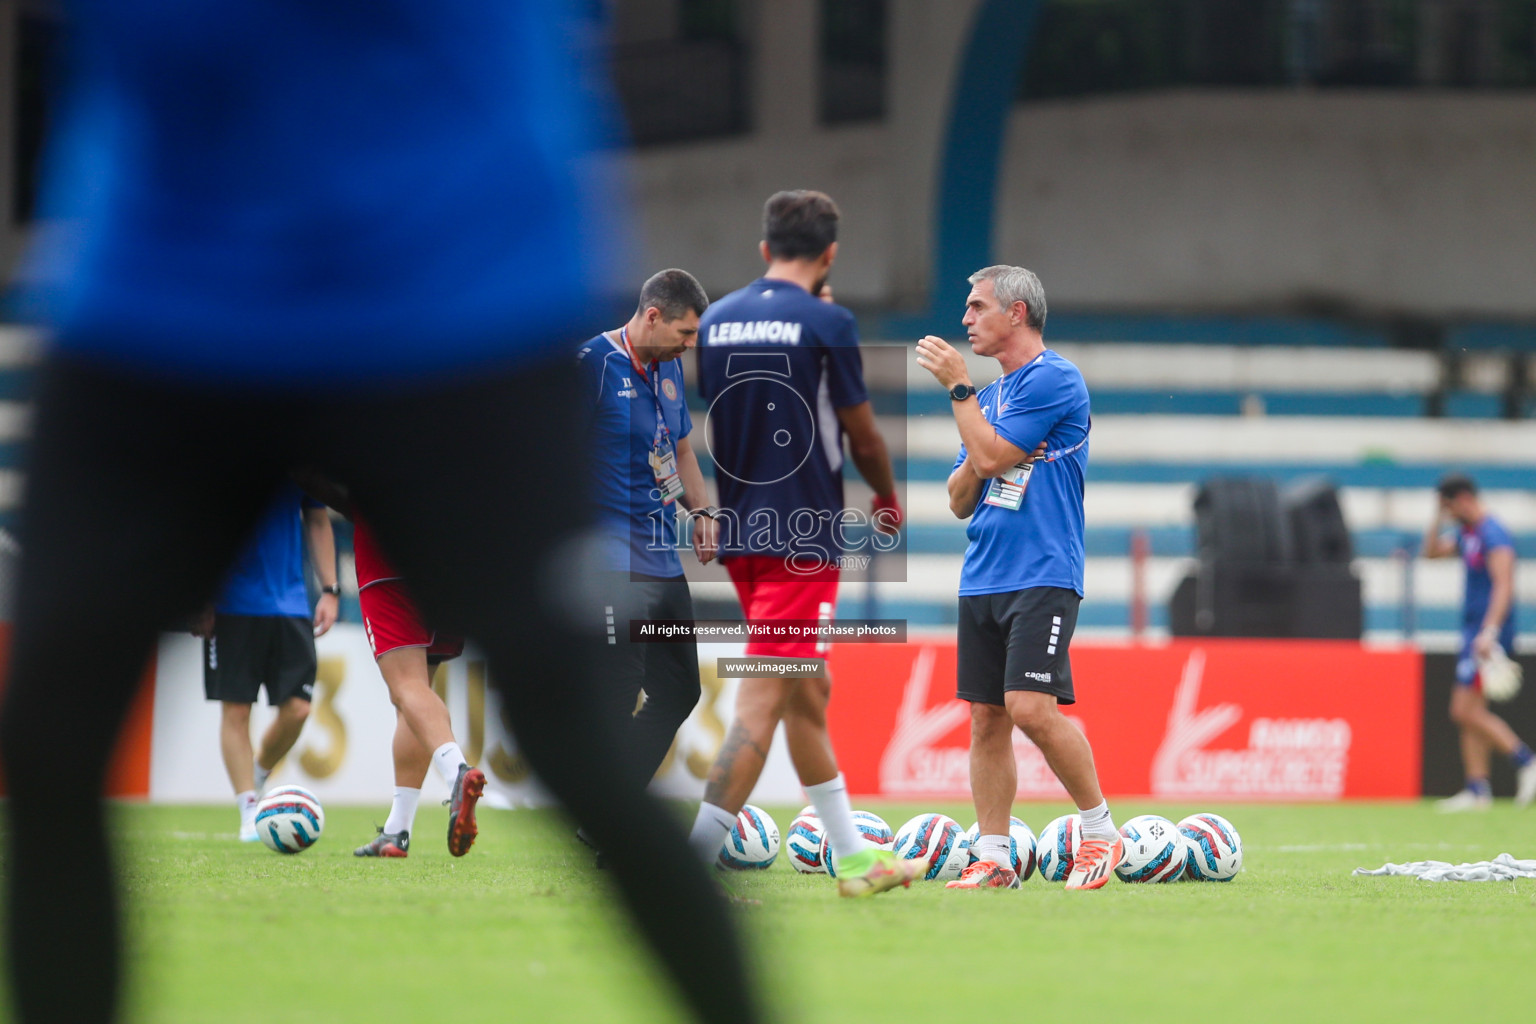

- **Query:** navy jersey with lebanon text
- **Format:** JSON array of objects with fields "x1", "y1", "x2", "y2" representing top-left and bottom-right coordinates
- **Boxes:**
[
  {"x1": 21, "y1": 1, "x2": 617, "y2": 384},
  {"x1": 1458, "y1": 515, "x2": 1517, "y2": 630},
  {"x1": 215, "y1": 483, "x2": 321, "y2": 619},
  {"x1": 577, "y1": 334, "x2": 693, "y2": 577},
  {"x1": 696, "y1": 280, "x2": 868, "y2": 559},
  {"x1": 956, "y1": 349, "x2": 1090, "y2": 597}
]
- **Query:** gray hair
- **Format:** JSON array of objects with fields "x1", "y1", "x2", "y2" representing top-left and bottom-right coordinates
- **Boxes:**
[{"x1": 968, "y1": 265, "x2": 1046, "y2": 331}]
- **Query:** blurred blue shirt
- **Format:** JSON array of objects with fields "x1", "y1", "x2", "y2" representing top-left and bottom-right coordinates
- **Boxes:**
[
  {"x1": 21, "y1": 1, "x2": 620, "y2": 384},
  {"x1": 1458, "y1": 515, "x2": 1517, "y2": 629},
  {"x1": 215, "y1": 483, "x2": 319, "y2": 618}
]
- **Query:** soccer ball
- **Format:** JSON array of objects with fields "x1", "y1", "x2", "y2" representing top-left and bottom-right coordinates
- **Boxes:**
[
  {"x1": 785, "y1": 810, "x2": 826, "y2": 873},
  {"x1": 1035, "y1": 813, "x2": 1082, "y2": 882},
  {"x1": 1178, "y1": 812, "x2": 1243, "y2": 881},
  {"x1": 1115, "y1": 814, "x2": 1187, "y2": 883},
  {"x1": 821, "y1": 811, "x2": 894, "y2": 878},
  {"x1": 718, "y1": 805, "x2": 779, "y2": 870},
  {"x1": 962, "y1": 817, "x2": 1037, "y2": 880},
  {"x1": 254, "y1": 785, "x2": 324, "y2": 854},
  {"x1": 893, "y1": 813, "x2": 969, "y2": 881}
]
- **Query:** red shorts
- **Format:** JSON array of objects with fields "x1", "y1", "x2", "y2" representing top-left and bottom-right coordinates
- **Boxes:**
[
  {"x1": 359, "y1": 580, "x2": 464, "y2": 662},
  {"x1": 725, "y1": 555, "x2": 839, "y2": 658}
]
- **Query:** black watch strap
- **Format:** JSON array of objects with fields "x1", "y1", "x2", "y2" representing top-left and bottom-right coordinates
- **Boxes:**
[
  {"x1": 950, "y1": 383, "x2": 978, "y2": 401},
  {"x1": 695, "y1": 505, "x2": 720, "y2": 520},
  {"x1": 321, "y1": 584, "x2": 342, "y2": 596}
]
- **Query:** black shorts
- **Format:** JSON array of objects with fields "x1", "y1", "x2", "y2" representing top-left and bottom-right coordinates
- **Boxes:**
[
  {"x1": 956, "y1": 586, "x2": 1080, "y2": 706},
  {"x1": 203, "y1": 614, "x2": 317, "y2": 706}
]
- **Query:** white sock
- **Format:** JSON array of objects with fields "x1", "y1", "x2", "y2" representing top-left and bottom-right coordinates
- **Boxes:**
[
  {"x1": 1079, "y1": 801, "x2": 1117, "y2": 842},
  {"x1": 688, "y1": 802, "x2": 738, "y2": 864},
  {"x1": 975, "y1": 835, "x2": 1011, "y2": 867},
  {"x1": 252, "y1": 760, "x2": 272, "y2": 792},
  {"x1": 804, "y1": 774, "x2": 870, "y2": 866},
  {"x1": 431, "y1": 742, "x2": 468, "y2": 788},
  {"x1": 237, "y1": 790, "x2": 257, "y2": 829},
  {"x1": 383, "y1": 786, "x2": 421, "y2": 836}
]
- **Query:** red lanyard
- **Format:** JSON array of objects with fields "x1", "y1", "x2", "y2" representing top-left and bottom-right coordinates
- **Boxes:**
[
  {"x1": 619, "y1": 326, "x2": 671, "y2": 449},
  {"x1": 620, "y1": 326, "x2": 653, "y2": 384}
]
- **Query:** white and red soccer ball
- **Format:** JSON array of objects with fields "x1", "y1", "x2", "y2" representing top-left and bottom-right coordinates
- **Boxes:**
[
  {"x1": 1115, "y1": 814, "x2": 1187, "y2": 883},
  {"x1": 1178, "y1": 812, "x2": 1243, "y2": 881},
  {"x1": 1035, "y1": 813, "x2": 1081, "y2": 882},
  {"x1": 893, "y1": 813, "x2": 970, "y2": 881},
  {"x1": 784, "y1": 807, "x2": 826, "y2": 874},
  {"x1": 254, "y1": 785, "x2": 325, "y2": 854},
  {"x1": 717, "y1": 804, "x2": 780, "y2": 870}
]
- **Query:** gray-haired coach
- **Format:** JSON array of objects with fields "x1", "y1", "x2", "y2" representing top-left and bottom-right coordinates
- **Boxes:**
[{"x1": 915, "y1": 265, "x2": 1123, "y2": 892}]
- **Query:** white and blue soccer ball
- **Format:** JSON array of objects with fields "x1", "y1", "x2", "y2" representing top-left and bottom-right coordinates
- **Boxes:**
[
  {"x1": 1178, "y1": 812, "x2": 1243, "y2": 881},
  {"x1": 1115, "y1": 814, "x2": 1187, "y2": 883},
  {"x1": 963, "y1": 816, "x2": 1038, "y2": 881},
  {"x1": 254, "y1": 785, "x2": 324, "y2": 854},
  {"x1": 1035, "y1": 813, "x2": 1082, "y2": 882},
  {"x1": 821, "y1": 811, "x2": 894, "y2": 878},
  {"x1": 718, "y1": 805, "x2": 779, "y2": 870},
  {"x1": 893, "y1": 813, "x2": 969, "y2": 881},
  {"x1": 785, "y1": 810, "x2": 826, "y2": 874}
]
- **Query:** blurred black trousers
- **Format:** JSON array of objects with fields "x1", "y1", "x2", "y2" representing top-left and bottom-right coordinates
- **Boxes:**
[{"x1": 0, "y1": 355, "x2": 756, "y2": 1024}]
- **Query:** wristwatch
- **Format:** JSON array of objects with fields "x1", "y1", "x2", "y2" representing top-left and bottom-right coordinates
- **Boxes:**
[
  {"x1": 321, "y1": 584, "x2": 341, "y2": 597},
  {"x1": 694, "y1": 505, "x2": 721, "y2": 520},
  {"x1": 949, "y1": 383, "x2": 977, "y2": 402}
]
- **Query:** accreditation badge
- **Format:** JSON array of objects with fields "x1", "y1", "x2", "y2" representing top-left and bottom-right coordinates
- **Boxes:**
[
  {"x1": 650, "y1": 445, "x2": 685, "y2": 505},
  {"x1": 982, "y1": 459, "x2": 1032, "y2": 510}
]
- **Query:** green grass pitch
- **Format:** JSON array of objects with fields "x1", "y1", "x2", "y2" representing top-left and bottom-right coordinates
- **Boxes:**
[{"x1": 17, "y1": 800, "x2": 1535, "y2": 1022}]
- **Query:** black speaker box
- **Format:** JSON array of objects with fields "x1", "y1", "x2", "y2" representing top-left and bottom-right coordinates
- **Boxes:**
[
  {"x1": 1284, "y1": 477, "x2": 1353, "y2": 564},
  {"x1": 1194, "y1": 477, "x2": 1291, "y2": 565}
]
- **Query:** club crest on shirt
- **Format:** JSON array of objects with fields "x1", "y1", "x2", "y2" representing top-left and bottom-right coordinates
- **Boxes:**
[{"x1": 662, "y1": 378, "x2": 678, "y2": 401}]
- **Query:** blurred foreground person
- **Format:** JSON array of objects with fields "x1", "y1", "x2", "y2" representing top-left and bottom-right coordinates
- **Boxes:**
[
  {"x1": 0, "y1": 4, "x2": 756, "y2": 1023},
  {"x1": 1423, "y1": 474, "x2": 1536, "y2": 810}
]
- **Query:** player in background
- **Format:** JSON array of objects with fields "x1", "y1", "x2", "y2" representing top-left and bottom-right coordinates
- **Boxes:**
[
  {"x1": 685, "y1": 190, "x2": 918, "y2": 897},
  {"x1": 351, "y1": 518, "x2": 484, "y2": 857},
  {"x1": 574, "y1": 269, "x2": 715, "y2": 863},
  {"x1": 0, "y1": 3, "x2": 759, "y2": 1022},
  {"x1": 192, "y1": 483, "x2": 337, "y2": 840},
  {"x1": 917, "y1": 265, "x2": 1123, "y2": 891},
  {"x1": 1423, "y1": 474, "x2": 1536, "y2": 809}
]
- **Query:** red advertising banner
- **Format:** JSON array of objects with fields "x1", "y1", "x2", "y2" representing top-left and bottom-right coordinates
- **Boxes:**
[{"x1": 827, "y1": 639, "x2": 1423, "y2": 800}]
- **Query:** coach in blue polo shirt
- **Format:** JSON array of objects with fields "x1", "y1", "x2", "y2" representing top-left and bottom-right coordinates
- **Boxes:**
[
  {"x1": 193, "y1": 482, "x2": 338, "y2": 841},
  {"x1": 576, "y1": 269, "x2": 717, "y2": 806},
  {"x1": 917, "y1": 265, "x2": 1124, "y2": 893}
]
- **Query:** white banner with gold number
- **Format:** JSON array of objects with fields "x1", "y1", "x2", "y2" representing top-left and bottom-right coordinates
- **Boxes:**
[{"x1": 148, "y1": 630, "x2": 803, "y2": 808}]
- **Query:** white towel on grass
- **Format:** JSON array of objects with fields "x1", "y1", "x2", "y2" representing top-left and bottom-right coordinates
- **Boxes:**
[{"x1": 1352, "y1": 853, "x2": 1536, "y2": 882}]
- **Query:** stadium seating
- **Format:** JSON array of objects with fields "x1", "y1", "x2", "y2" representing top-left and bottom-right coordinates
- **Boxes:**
[{"x1": 0, "y1": 323, "x2": 1531, "y2": 648}]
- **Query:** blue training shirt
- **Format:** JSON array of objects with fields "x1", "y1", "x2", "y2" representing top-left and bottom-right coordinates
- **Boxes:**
[
  {"x1": 956, "y1": 349, "x2": 1090, "y2": 597},
  {"x1": 216, "y1": 484, "x2": 319, "y2": 619},
  {"x1": 577, "y1": 333, "x2": 693, "y2": 577},
  {"x1": 696, "y1": 279, "x2": 868, "y2": 562},
  {"x1": 1458, "y1": 515, "x2": 1517, "y2": 630},
  {"x1": 20, "y1": 1, "x2": 618, "y2": 384}
]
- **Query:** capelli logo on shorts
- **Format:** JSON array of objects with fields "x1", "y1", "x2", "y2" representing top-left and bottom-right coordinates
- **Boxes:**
[{"x1": 1024, "y1": 671, "x2": 1051, "y2": 683}]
